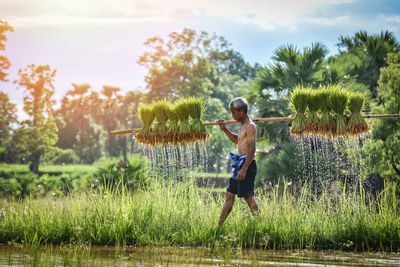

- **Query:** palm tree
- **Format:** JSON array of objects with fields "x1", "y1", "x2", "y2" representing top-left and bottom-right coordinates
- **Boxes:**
[
  {"x1": 254, "y1": 42, "x2": 328, "y2": 95},
  {"x1": 97, "y1": 86, "x2": 120, "y2": 158},
  {"x1": 251, "y1": 42, "x2": 328, "y2": 143},
  {"x1": 65, "y1": 83, "x2": 91, "y2": 163},
  {"x1": 337, "y1": 30, "x2": 400, "y2": 98}
]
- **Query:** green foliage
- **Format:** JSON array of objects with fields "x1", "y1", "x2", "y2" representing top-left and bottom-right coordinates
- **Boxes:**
[
  {"x1": 253, "y1": 43, "x2": 328, "y2": 94},
  {"x1": 319, "y1": 54, "x2": 358, "y2": 85},
  {"x1": 256, "y1": 142, "x2": 298, "y2": 187},
  {"x1": 337, "y1": 30, "x2": 400, "y2": 98},
  {"x1": 0, "y1": 171, "x2": 37, "y2": 198},
  {"x1": 0, "y1": 155, "x2": 148, "y2": 198},
  {"x1": 364, "y1": 52, "x2": 400, "y2": 182},
  {"x1": 92, "y1": 155, "x2": 149, "y2": 191},
  {"x1": 50, "y1": 148, "x2": 79, "y2": 165},
  {"x1": 138, "y1": 28, "x2": 257, "y2": 100}
]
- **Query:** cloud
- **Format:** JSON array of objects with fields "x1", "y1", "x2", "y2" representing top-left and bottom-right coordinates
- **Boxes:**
[
  {"x1": 302, "y1": 15, "x2": 350, "y2": 26},
  {"x1": 3, "y1": 15, "x2": 171, "y2": 28},
  {"x1": 0, "y1": 0, "x2": 356, "y2": 30},
  {"x1": 382, "y1": 15, "x2": 400, "y2": 24}
]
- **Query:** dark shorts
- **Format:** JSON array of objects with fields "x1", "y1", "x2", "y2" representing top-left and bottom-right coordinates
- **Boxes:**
[{"x1": 227, "y1": 160, "x2": 257, "y2": 198}]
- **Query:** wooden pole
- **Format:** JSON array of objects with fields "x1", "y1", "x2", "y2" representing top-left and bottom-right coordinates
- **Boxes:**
[{"x1": 109, "y1": 114, "x2": 399, "y2": 135}]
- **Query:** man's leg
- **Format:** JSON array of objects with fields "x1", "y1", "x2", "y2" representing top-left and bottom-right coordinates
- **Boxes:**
[
  {"x1": 244, "y1": 196, "x2": 259, "y2": 216},
  {"x1": 218, "y1": 191, "x2": 236, "y2": 226}
]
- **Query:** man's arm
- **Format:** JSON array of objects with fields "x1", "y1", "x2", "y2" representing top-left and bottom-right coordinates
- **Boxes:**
[
  {"x1": 236, "y1": 124, "x2": 256, "y2": 180},
  {"x1": 217, "y1": 120, "x2": 238, "y2": 144}
]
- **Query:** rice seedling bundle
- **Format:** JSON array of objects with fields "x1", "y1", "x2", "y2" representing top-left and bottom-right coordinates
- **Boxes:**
[
  {"x1": 329, "y1": 87, "x2": 349, "y2": 137},
  {"x1": 186, "y1": 97, "x2": 209, "y2": 143},
  {"x1": 289, "y1": 86, "x2": 309, "y2": 136},
  {"x1": 152, "y1": 100, "x2": 170, "y2": 145},
  {"x1": 135, "y1": 97, "x2": 209, "y2": 146},
  {"x1": 316, "y1": 88, "x2": 336, "y2": 137},
  {"x1": 174, "y1": 99, "x2": 192, "y2": 143},
  {"x1": 166, "y1": 103, "x2": 180, "y2": 144},
  {"x1": 347, "y1": 92, "x2": 369, "y2": 135},
  {"x1": 136, "y1": 104, "x2": 155, "y2": 145},
  {"x1": 303, "y1": 90, "x2": 322, "y2": 135}
]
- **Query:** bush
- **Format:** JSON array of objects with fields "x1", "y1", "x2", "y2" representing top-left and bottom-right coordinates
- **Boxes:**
[
  {"x1": 51, "y1": 148, "x2": 80, "y2": 165},
  {"x1": 256, "y1": 142, "x2": 298, "y2": 188},
  {"x1": 0, "y1": 172, "x2": 38, "y2": 198},
  {"x1": 93, "y1": 155, "x2": 149, "y2": 191}
]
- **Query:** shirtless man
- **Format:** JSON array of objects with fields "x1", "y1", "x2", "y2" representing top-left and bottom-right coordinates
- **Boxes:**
[{"x1": 217, "y1": 97, "x2": 259, "y2": 226}]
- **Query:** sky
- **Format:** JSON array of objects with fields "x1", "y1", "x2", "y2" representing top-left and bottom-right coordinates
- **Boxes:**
[{"x1": 1, "y1": 0, "x2": 400, "y2": 114}]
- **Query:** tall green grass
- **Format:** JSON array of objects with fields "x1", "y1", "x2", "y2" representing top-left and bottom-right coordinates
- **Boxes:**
[{"x1": 0, "y1": 179, "x2": 399, "y2": 251}]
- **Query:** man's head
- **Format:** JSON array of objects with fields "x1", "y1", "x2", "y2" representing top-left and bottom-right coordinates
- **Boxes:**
[{"x1": 229, "y1": 97, "x2": 248, "y2": 121}]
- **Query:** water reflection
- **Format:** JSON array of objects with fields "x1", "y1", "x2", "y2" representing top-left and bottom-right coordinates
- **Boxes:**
[{"x1": 1, "y1": 246, "x2": 399, "y2": 266}]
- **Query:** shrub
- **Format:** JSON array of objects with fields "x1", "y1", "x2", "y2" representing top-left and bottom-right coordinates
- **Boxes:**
[
  {"x1": 51, "y1": 148, "x2": 80, "y2": 165},
  {"x1": 93, "y1": 155, "x2": 149, "y2": 191},
  {"x1": 0, "y1": 172, "x2": 38, "y2": 198}
]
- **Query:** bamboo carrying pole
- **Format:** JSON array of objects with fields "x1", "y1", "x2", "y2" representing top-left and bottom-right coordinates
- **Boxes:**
[{"x1": 109, "y1": 114, "x2": 399, "y2": 135}]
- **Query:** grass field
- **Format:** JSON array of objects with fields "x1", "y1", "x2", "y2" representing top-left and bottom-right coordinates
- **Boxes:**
[{"x1": 0, "y1": 178, "x2": 398, "y2": 252}]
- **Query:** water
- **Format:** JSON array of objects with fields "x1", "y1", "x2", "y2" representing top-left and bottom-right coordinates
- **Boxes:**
[
  {"x1": 137, "y1": 142, "x2": 209, "y2": 180},
  {"x1": 291, "y1": 134, "x2": 370, "y2": 192},
  {"x1": 1, "y1": 245, "x2": 399, "y2": 266}
]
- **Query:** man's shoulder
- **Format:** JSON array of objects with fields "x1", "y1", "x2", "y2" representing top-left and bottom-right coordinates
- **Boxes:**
[
  {"x1": 247, "y1": 120, "x2": 256, "y2": 129},
  {"x1": 245, "y1": 121, "x2": 256, "y2": 133}
]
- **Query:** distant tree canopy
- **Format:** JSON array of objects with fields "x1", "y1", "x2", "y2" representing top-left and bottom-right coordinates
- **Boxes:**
[{"x1": 138, "y1": 28, "x2": 258, "y2": 101}]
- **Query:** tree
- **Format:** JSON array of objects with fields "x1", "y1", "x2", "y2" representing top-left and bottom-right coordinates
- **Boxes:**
[
  {"x1": 0, "y1": 92, "x2": 17, "y2": 162},
  {"x1": 14, "y1": 64, "x2": 58, "y2": 173},
  {"x1": 364, "y1": 52, "x2": 400, "y2": 182},
  {"x1": 98, "y1": 85, "x2": 121, "y2": 157},
  {"x1": 66, "y1": 83, "x2": 91, "y2": 162},
  {"x1": 319, "y1": 54, "x2": 359, "y2": 85},
  {"x1": 56, "y1": 86, "x2": 103, "y2": 164},
  {"x1": 138, "y1": 28, "x2": 257, "y2": 100},
  {"x1": 0, "y1": 20, "x2": 14, "y2": 82},
  {"x1": 253, "y1": 43, "x2": 328, "y2": 95},
  {"x1": 337, "y1": 30, "x2": 400, "y2": 99}
]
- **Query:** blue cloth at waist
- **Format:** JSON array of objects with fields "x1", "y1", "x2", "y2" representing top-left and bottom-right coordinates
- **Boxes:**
[{"x1": 226, "y1": 152, "x2": 256, "y2": 179}]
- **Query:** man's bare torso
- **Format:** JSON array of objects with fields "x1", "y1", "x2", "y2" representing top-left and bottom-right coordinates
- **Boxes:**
[{"x1": 238, "y1": 121, "x2": 256, "y2": 155}]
